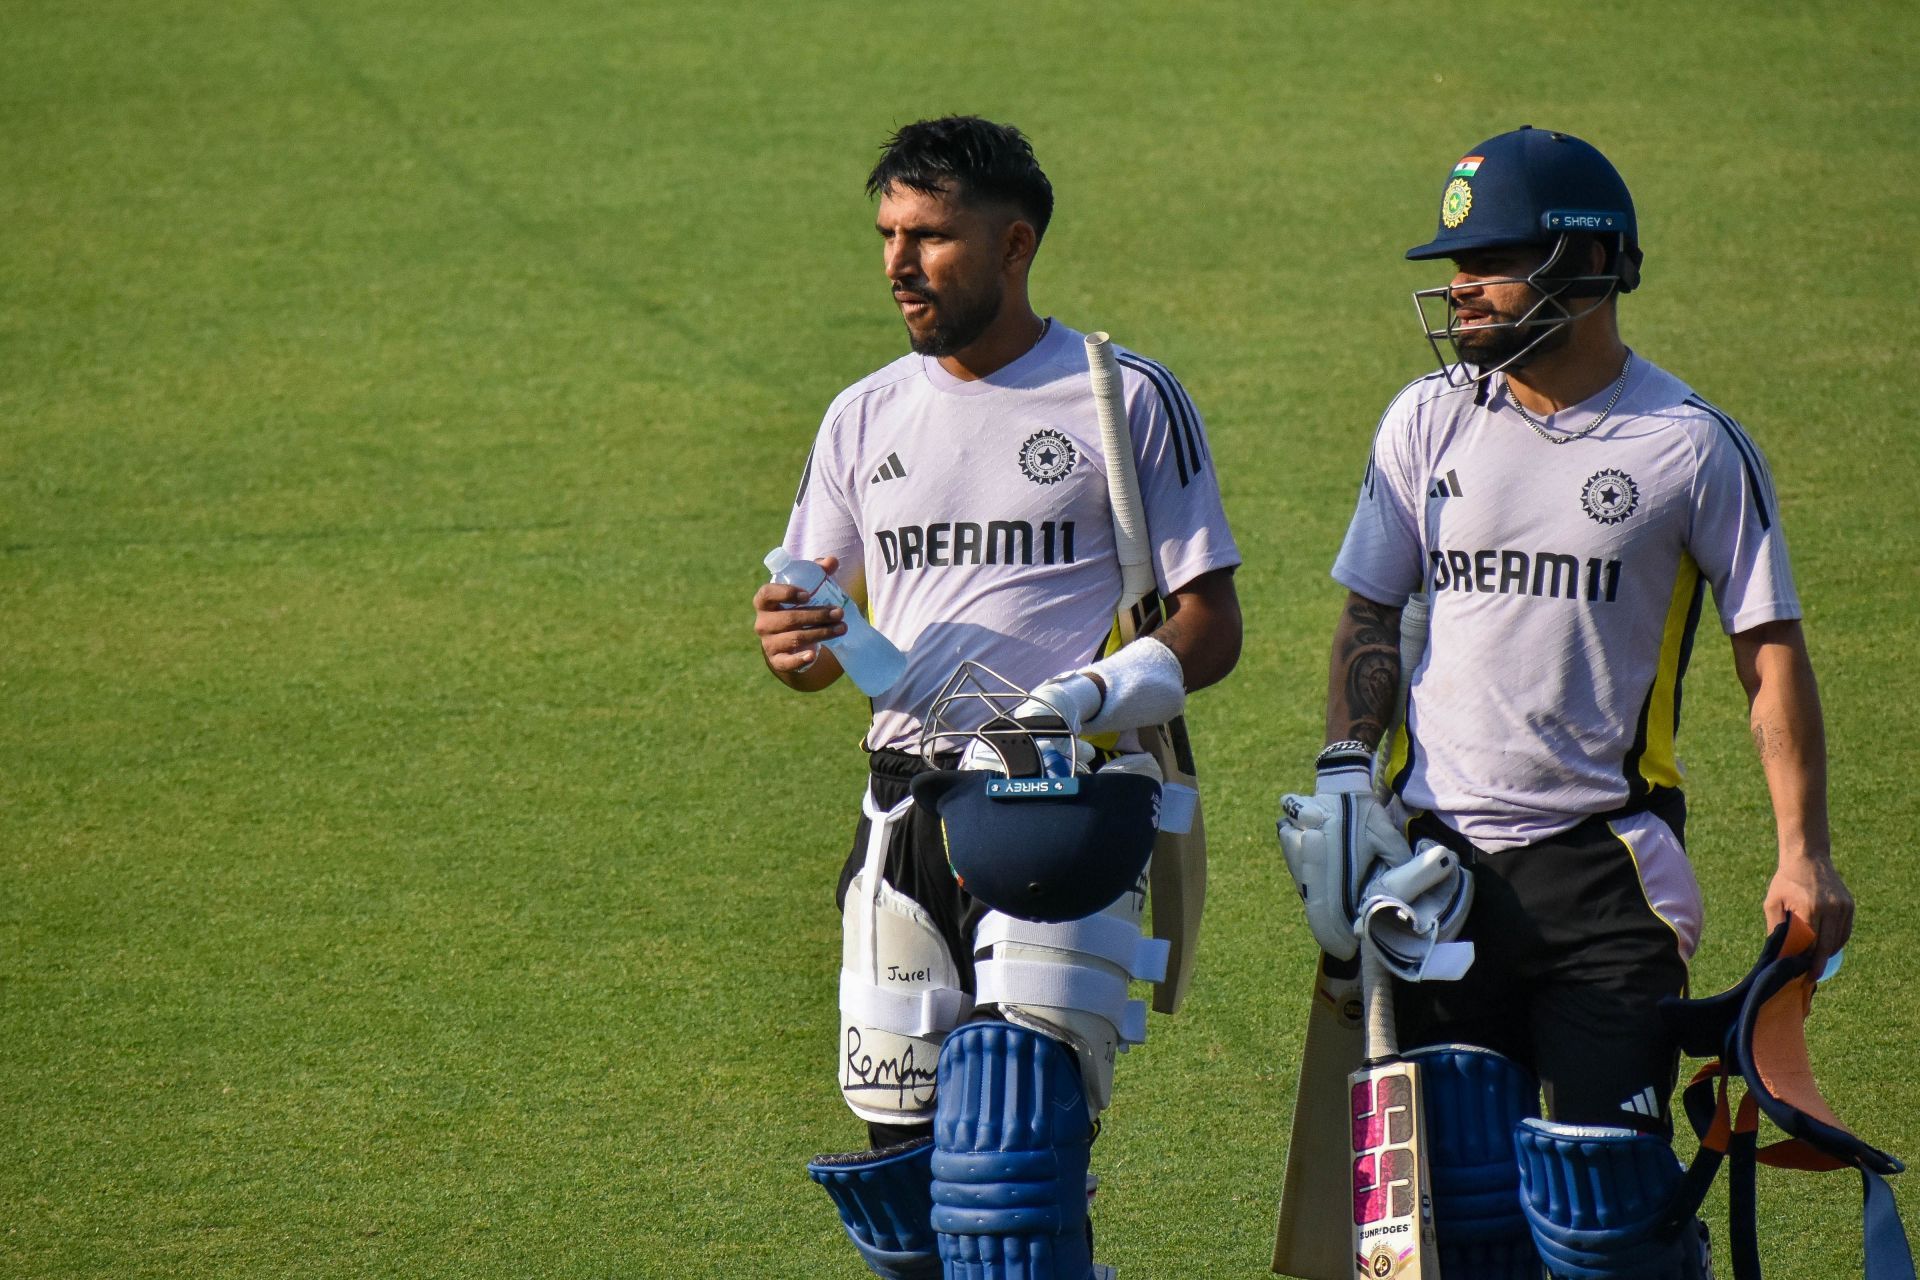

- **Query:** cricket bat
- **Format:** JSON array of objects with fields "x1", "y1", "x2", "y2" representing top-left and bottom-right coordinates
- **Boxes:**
[
  {"x1": 1272, "y1": 950, "x2": 1366, "y2": 1278},
  {"x1": 1349, "y1": 935, "x2": 1437, "y2": 1279},
  {"x1": 1086, "y1": 331, "x2": 1204, "y2": 1015},
  {"x1": 1274, "y1": 592, "x2": 1431, "y2": 1277}
]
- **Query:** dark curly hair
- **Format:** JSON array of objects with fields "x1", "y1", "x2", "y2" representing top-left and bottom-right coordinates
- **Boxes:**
[{"x1": 866, "y1": 116, "x2": 1054, "y2": 243}]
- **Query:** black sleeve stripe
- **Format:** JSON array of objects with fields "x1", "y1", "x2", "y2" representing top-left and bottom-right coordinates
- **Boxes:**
[
  {"x1": 1159, "y1": 362, "x2": 1209, "y2": 463},
  {"x1": 1115, "y1": 353, "x2": 1202, "y2": 487},
  {"x1": 794, "y1": 443, "x2": 815, "y2": 507},
  {"x1": 1113, "y1": 353, "x2": 1191, "y2": 486},
  {"x1": 1687, "y1": 395, "x2": 1766, "y2": 481},
  {"x1": 1129, "y1": 354, "x2": 1210, "y2": 466},
  {"x1": 1105, "y1": 355, "x2": 1190, "y2": 479},
  {"x1": 1686, "y1": 395, "x2": 1774, "y2": 531}
]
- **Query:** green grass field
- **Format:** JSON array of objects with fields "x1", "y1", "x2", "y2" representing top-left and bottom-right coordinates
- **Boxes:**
[{"x1": 5, "y1": 2, "x2": 1916, "y2": 1276}]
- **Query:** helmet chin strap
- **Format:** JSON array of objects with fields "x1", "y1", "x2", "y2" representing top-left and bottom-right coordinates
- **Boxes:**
[{"x1": 1413, "y1": 232, "x2": 1623, "y2": 388}]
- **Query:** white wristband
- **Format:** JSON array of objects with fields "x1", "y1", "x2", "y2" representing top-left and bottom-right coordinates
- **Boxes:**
[
  {"x1": 1027, "y1": 672, "x2": 1103, "y2": 727},
  {"x1": 1081, "y1": 635, "x2": 1187, "y2": 734}
]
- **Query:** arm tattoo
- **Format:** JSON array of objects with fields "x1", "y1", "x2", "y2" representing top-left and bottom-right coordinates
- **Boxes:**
[
  {"x1": 1150, "y1": 611, "x2": 1189, "y2": 655},
  {"x1": 1343, "y1": 654, "x2": 1396, "y2": 745},
  {"x1": 1333, "y1": 597, "x2": 1402, "y2": 747}
]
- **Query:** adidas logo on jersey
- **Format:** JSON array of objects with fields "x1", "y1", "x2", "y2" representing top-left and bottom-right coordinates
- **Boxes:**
[
  {"x1": 870, "y1": 452, "x2": 908, "y2": 485},
  {"x1": 1429, "y1": 468, "x2": 1464, "y2": 499},
  {"x1": 1618, "y1": 1085, "x2": 1663, "y2": 1119}
]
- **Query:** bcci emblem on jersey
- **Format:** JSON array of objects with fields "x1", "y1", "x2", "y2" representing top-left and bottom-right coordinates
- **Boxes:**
[
  {"x1": 1019, "y1": 429, "x2": 1078, "y2": 485},
  {"x1": 1581, "y1": 468, "x2": 1640, "y2": 525}
]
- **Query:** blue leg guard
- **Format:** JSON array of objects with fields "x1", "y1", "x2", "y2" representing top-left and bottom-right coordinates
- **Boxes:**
[
  {"x1": 1406, "y1": 1045, "x2": 1544, "y2": 1280},
  {"x1": 809, "y1": 1137, "x2": 943, "y2": 1280},
  {"x1": 930, "y1": 1020, "x2": 1095, "y2": 1280},
  {"x1": 1515, "y1": 1119, "x2": 1710, "y2": 1280}
]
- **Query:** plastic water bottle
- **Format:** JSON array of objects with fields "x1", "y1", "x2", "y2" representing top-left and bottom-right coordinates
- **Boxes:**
[
  {"x1": 764, "y1": 548, "x2": 907, "y2": 696},
  {"x1": 1037, "y1": 745, "x2": 1074, "y2": 778}
]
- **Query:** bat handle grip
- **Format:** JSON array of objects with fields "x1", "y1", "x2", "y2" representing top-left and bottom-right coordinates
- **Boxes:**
[
  {"x1": 1360, "y1": 938, "x2": 1398, "y2": 1061},
  {"x1": 1085, "y1": 331, "x2": 1154, "y2": 597}
]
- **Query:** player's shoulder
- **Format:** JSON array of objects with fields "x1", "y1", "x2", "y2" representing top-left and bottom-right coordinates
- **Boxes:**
[
  {"x1": 1383, "y1": 369, "x2": 1466, "y2": 419},
  {"x1": 1108, "y1": 344, "x2": 1195, "y2": 402},
  {"x1": 1372, "y1": 370, "x2": 1465, "y2": 444},
  {"x1": 1060, "y1": 327, "x2": 1217, "y2": 484},
  {"x1": 1032, "y1": 320, "x2": 1182, "y2": 389},
  {"x1": 1634, "y1": 360, "x2": 1769, "y2": 462},
  {"x1": 820, "y1": 353, "x2": 925, "y2": 429}
]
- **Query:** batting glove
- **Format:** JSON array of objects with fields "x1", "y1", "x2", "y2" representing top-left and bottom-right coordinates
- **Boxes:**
[
  {"x1": 1277, "y1": 741, "x2": 1413, "y2": 960},
  {"x1": 1354, "y1": 840, "x2": 1475, "y2": 982},
  {"x1": 958, "y1": 674, "x2": 1100, "y2": 776}
]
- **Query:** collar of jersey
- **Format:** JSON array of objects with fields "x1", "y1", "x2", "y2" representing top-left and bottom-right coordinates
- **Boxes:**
[
  {"x1": 920, "y1": 317, "x2": 1068, "y2": 397},
  {"x1": 1496, "y1": 353, "x2": 1643, "y2": 434}
]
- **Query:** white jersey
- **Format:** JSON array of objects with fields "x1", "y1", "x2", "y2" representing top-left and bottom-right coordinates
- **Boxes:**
[
  {"x1": 784, "y1": 320, "x2": 1240, "y2": 752},
  {"x1": 1335, "y1": 355, "x2": 1799, "y2": 853}
]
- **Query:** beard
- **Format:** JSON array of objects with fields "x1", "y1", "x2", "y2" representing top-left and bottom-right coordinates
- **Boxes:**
[
  {"x1": 1450, "y1": 299, "x2": 1573, "y2": 373},
  {"x1": 899, "y1": 280, "x2": 1004, "y2": 357}
]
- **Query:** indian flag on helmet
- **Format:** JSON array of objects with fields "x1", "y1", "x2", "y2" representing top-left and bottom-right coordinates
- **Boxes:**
[{"x1": 1452, "y1": 155, "x2": 1484, "y2": 178}]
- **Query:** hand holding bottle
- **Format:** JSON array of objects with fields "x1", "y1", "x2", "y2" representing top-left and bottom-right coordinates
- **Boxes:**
[{"x1": 757, "y1": 549, "x2": 907, "y2": 696}]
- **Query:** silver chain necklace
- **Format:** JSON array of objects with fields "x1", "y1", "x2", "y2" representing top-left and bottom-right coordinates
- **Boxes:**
[{"x1": 1511, "y1": 352, "x2": 1634, "y2": 445}]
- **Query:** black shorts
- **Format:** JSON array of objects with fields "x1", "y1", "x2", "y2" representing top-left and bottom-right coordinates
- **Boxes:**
[{"x1": 1393, "y1": 795, "x2": 1692, "y2": 1134}]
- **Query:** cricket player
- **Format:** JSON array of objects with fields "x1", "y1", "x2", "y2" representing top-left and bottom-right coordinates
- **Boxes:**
[
  {"x1": 752, "y1": 116, "x2": 1241, "y2": 1279},
  {"x1": 1277, "y1": 126, "x2": 1854, "y2": 1277}
]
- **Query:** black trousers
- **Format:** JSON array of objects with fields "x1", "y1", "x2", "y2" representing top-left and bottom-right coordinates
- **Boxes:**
[{"x1": 1394, "y1": 795, "x2": 1692, "y2": 1134}]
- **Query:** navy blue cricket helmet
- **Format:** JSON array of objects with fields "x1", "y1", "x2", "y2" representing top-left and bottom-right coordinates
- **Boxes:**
[
  {"x1": 1407, "y1": 125, "x2": 1639, "y2": 274},
  {"x1": 910, "y1": 769, "x2": 1161, "y2": 923},
  {"x1": 1408, "y1": 126, "x2": 1645, "y2": 385}
]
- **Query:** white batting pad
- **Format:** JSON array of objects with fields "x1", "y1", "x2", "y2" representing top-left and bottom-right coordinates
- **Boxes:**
[
  {"x1": 971, "y1": 883, "x2": 1157, "y2": 1115},
  {"x1": 837, "y1": 791, "x2": 971, "y2": 1127},
  {"x1": 839, "y1": 870, "x2": 971, "y2": 1125}
]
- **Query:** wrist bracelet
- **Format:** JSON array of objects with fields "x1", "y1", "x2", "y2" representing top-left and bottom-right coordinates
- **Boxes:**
[{"x1": 1316, "y1": 739, "x2": 1373, "y2": 769}]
